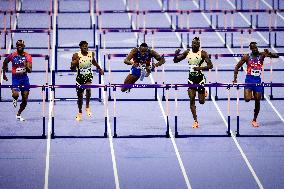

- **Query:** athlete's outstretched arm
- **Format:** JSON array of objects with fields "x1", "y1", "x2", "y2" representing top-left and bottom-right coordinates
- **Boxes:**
[
  {"x1": 124, "y1": 48, "x2": 137, "y2": 65},
  {"x1": 70, "y1": 53, "x2": 79, "y2": 71},
  {"x1": 151, "y1": 50, "x2": 165, "y2": 67},
  {"x1": 1, "y1": 57, "x2": 10, "y2": 81},
  {"x1": 233, "y1": 55, "x2": 248, "y2": 83},
  {"x1": 173, "y1": 49, "x2": 188, "y2": 63},
  {"x1": 262, "y1": 49, "x2": 279, "y2": 58},
  {"x1": 92, "y1": 52, "x2": 104, "y2": 75}
]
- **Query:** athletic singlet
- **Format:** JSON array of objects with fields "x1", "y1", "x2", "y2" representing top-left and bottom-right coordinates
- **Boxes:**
[
  {"x1": 186, "y1": 49, "x2": 203, "y2": 76},
  {"x1": 246, "y1": 54, "x2": 264, "y2": 77},
  {"x1": 76, "y1": 51, "x2": 93, "y2": 76},
  {"x1": 133, "y1": 48, "x2": 152, "y2": 65},
  {"x1": 7, "y1": 51, "x2": 32, "y2": 77}
]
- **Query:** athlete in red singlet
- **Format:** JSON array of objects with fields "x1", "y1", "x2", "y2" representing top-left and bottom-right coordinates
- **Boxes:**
[
  {"x1": 2, "y1": 40, "x2": 32, "y2": 121},
  {"x1": 233, "y1": 42, "x2": 279, "y2": 127}
]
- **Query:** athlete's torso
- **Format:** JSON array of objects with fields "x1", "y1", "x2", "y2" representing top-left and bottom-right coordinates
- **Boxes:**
[
  {"x1": 186, "y1": 49, "x2": 203, "y2": 75},
  {"x1": 133, "y1": 48, "x2": 152, "y2": 65},
  {"x1": 77, "y1": 51, "x2": 93, "y2": 76},
  {"x1": 8, "y1": 51, "x2": 32, "y2": 77},
  {"x1": 246, "y1": 53, "x2": 264, "y2": 77}
]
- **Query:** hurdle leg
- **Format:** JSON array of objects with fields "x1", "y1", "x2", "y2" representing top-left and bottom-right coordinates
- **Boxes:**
[
  {"x1": 113, "y1": 87, "x2": 117, "y2": 138},
  {"x1": 104, "y1": 87, "x2": 108, "y2": 137},
  {"x1": 236, "y1": 86, "x2": 240, "y2": 136},
  {"x1": 165, "y1": 88, "x2": 170, "y2": 138},
  {"x1": 227, "y1": 86, "x2": 231, "y2": 136}
]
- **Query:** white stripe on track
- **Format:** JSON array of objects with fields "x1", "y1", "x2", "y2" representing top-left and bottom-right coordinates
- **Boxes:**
[
  {"x1": 44, "y1": 0, "x2": 57, "y2": 188},
  {"x1": 158, "y1": 0, "x2": 265, "y2": 188},
  {"x1": 91, "y1": 1, "x2": 120, "y2": 188},
  {"x1": 192, "y1": 1, "x2": 265, "y2": 188}
]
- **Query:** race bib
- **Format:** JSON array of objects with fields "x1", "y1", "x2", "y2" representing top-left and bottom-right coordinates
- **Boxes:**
[
  {"x1": 189, "y1": 64, "x2": 197, "y2": 73},
  {"x1": 79, "y1": 68, "x2": 91, "y2": 75},
  {"x1": 16, "y1": 67, "x2": 26, "y2": 73},
  {"x1": 251, "y1": 69, "x2": 261, "y2": 77}
]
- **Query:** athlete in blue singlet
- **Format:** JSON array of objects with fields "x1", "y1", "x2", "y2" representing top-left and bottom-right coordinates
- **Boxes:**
[
  {"x1": 233, "y1": 42, "x2": 279, "y2": 127},
  {"x1": 121, "y1": 43, "x2": 165, "y2": 92}
]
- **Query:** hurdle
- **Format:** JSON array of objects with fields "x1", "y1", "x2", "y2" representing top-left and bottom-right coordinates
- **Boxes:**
[
  {"x1": 111, "y1": 83, "x2": 172, "y2": 138},
  {"x1": 0, "y1": 84, "x2": 47, "y2": 139},
  {"x1": 104, "y1": 52, "x2": 284, "y2": 101},
  {"x1": 49, "y1": 84, "x2": 108, "y2": 139},
  {"x1": 234, "y1": 82, "x2": 284, "y2": 137},
  {"x1": 0, "y1": 10, "x2": 52, "y2": 30},
  {"x1": 1, "y1": 29, "x2": 52, "y2": 50},
  {"x1": 57, "y1": 0, "x2": 93, "y2": 30}
]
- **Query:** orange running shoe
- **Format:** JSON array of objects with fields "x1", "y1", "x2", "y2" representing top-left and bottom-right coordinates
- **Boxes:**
[
  {"x1": 251, "y1": 120, "x2": 259, "y2": 127},
  {"x1": 192, "y1": 121, "x2": 199, "y2": 128},
  {"x1": 75, "y1": 113, "x2": 82, "y2": 121},
  {"x1": 86, "y1": 108, "x2": 92, "y2": 117}
]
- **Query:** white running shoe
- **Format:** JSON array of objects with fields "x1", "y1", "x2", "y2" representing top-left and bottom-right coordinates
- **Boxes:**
[
  {"x1": 16, "y1": 115, "x2": 25, "y2": 121},
  {"x1": 13, "y1": 99, "x2": 17, "y2": 108}
]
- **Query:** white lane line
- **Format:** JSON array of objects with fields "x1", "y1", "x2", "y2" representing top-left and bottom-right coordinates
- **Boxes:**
[
  {"x1": 122, "y1": 0, "x2": 192, "y2": 188},
  {"x1": 91, "y1": 1, "x2": 120, "y2": 189},
  {"x1": 226, "y1": 0, "x2": 284, "y2": 122},
  {"x1": 161, "y1": 0, "x2": 264, "y2": 188},
  {"x1": 44, "y1": 0, "x2": 57, "y2": 188},
  {"x1": 261, "y1": 0, "x2": 284, "y2": 21}
]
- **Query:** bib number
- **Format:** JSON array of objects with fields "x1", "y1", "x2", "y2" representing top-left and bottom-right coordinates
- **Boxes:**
[
  {"x1": 189, "y1": 65, "x2": 197, "y2": 73},
  {"x1": 79, "y1": 68, "x2": 91, "y2": 75},
  {"x1": 251, "y1": 69, "x2": 261, "y2": 77},
  {"x1": 16, "y1": 67, "x2": 26, "y2": 73}
]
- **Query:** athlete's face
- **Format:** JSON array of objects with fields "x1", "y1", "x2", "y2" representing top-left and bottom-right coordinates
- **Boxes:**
[
  {"x1": 16, "y1": 42, "x2": 24, "y2": 53},
  {"x1": 80, "y1": 44, "x2": 88, "y2": 53},
  {"x1": 192, "y1": 40, "x2": 200, "y2": 51},
  {"x1": 139, "y1": 46, "x2": 148, "y2": 54},
  {"x1": 250, "y1": 44, "x2": 259, "y2": 55}
]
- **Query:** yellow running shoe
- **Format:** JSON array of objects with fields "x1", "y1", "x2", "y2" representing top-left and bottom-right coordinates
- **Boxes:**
[
  {"x1": 75, "y1": 113, "x2": 82, "y2": 121},
  {"x1": 192, "y1": 121, "x2": 199, "y2": 128},
  {"x1": 86, "y1": 108, "x2": 92, "y2": 117}
]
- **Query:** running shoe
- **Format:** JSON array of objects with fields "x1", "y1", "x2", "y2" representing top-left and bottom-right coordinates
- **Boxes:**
[
  {"x1": 75, "y1": 113, "x2": 82, "y2": 121},
  {"x1": 16, "y1": 115, "x2": 25, "y2": 121},
  {"x1": 251, "y1": 120, "x2": 259, "y2": 127},
  {"x1": 192, "y1": 121, "x2": 199, "y2": 128},
  {"x1": 86, "y1": 108, "x2": 92, "y2": 117}
]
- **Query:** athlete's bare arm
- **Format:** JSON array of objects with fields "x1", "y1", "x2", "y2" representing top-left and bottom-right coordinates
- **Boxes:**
[
  {"x1": 151, "y1": 50, "x2": 165, "y2": 67},
  {"x1": 92, "y1": 52, "x2": 104, "y2": 75},
  {"x1": 124, "y1": 48, "x2": 137, "y2": 66},
  {"x1": 70, "y1": 53, "x2": 79, "y2": 71},
  {"x1": 173, "y1": 49, "x2": 189, "y2": 63},
  {"x1": 262, "y1": 49, "x2": 279, "y2": 58},
  {"x1": 233, "y1": 54, "x2": 249, "y2": 83},
  {"x1": 1, "y1": 57, "x2": 10, "y2": 81}
]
